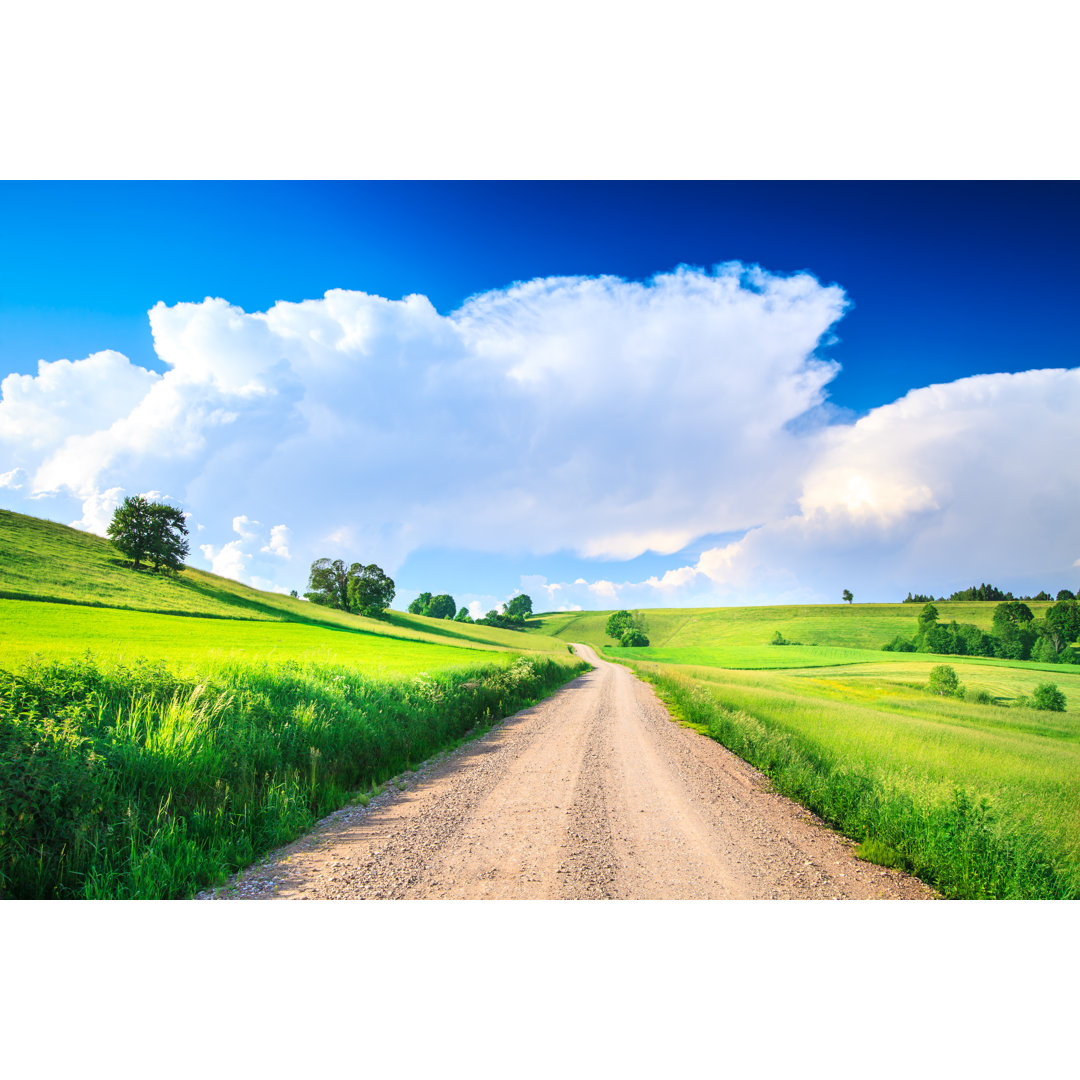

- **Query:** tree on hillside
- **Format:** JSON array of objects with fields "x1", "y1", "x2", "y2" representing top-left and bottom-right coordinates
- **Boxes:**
[
  {"x1": 347, "y1": 564, "x2": 396, "y2": 617},
  {"x1": 606, "y1": 610, "x2": 633, "y2": 640},
  {"x1": 505, "y1": 594, "x2": 533, "y2": 618},
  {"x1": 620, "y1": 628, "x2": 650, "y2": 647},
  {"x1": 306, "y1": 558, "x2": 351, "y2": 609},
  {"x1": 107, "y1": 495, "x2": 189, "y2": 572},
  {"x1": 928, "y1": 664, "x2": 964, "y2": 698},
  {"x1": 454, "y1": 606, "x2": 473, "y2": 623},
  {"x1": 842, "y1": 589, "x2": 853, "y2": 604},
  {"x1": 427, "y1": 594, "x2": 457, "y2": 620},
  {"x1": 408, "y1": 592, "x2": 433, "y2": 616},
  {"x1": 306, "y1": 558, "x2": 394, "y2": 615}
]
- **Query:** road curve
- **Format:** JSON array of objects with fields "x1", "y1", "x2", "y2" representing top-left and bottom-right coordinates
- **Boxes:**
[{"x1": 201, "y1": 644, "x2": 935, "y2": 899}]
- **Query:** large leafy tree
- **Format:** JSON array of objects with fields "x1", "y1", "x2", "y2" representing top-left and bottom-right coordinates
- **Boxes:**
[
  {"x1": 306, "y1": 558, "x2": 351, "y2": 609},
  {"x1": 107, "y1": 495, "x2": 189, "y2": 572},
  {"x1": 505, "y1": 594, "x2": 533, "y2": 618},
  {"x1": 307, "y1": 558, "x2": 394, "y2": 616},
  {"x1": 347, "y1": 564, "x2": 396, "y2": 617},
  {"x1": 408, "y1": 592, "x2": 433, "y2": 615},
  {"x1": 427, "y1": 594, "x2": 457, "y2": 620}
]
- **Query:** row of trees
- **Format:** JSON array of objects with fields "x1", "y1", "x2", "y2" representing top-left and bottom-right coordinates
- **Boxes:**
[
  {"x1": 407, "y1": 591, "x2": 534, "y2": 630},
  {"x1": 883, "y1": 600, "x2": 1080, "y2": 663},
  {"x1": 305, "y1": 558, "x2": 395, "y2": 617},
  {"x1": 605, "y1": 610, "x2": 650, "y2": 647},
  {"x1": 903, "y1": 584, "x2": 1077, "y2": 603},
  {"x1": 108, "y1": 495, "x2": 190, "y2": 572}
]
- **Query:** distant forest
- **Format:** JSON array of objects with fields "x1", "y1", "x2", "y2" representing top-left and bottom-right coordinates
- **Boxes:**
[
  {"x1": 903, "y1": 583, "x2": 1077, "y2": 604},
  {"x1": 885, "y1": 598, "x2": 1080, "y2": 664}
]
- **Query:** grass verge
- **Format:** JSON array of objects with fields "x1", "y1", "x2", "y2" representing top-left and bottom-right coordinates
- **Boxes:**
[
  {"x1": 634, "y1": 665, "x2": 1079, "y2": 899},
  {"x1": 0, "y1": 651, "x2": 588, "y2": 899}
]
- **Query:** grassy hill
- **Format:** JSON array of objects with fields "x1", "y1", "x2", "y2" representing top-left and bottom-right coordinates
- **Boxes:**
[
  {"x1": 0, "y1": 509, "x2": 569, "y2": 672},
  {"x1": 525, "y1": 600, "x2": 1055, "y2": 653},
  {"x1": 0, "y1": 509, "x2": 584, "y2": 899}
]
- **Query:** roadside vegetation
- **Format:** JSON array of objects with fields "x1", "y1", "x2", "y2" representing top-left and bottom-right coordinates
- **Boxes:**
[
  {"x1": 1, "y1": 651, "x2": 585, "y2": 899},
  {"x1": 0, "y1": 510, "x2": 584, "y2": 898}
]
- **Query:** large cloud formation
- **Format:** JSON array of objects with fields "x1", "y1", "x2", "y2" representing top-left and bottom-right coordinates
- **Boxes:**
[{"x1": 2, "y1": 264, "x2": 1076, "y2": 604}]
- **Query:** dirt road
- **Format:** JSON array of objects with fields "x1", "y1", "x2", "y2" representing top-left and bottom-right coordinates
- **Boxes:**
[{"x1": 201, "y1": 644, "x2": 934, "y2": 899}]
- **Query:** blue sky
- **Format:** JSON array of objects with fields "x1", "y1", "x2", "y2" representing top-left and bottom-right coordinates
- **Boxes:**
[{"x1": 2, "y1": 181, "x2": 1078, "y2": 611}]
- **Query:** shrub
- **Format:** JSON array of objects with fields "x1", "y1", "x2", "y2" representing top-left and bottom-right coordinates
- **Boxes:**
[
  {"x1": 928, "y1": 664, "x2": 964, "y2": 698},
  {"x1": 1032, "y1": 683, "x2": 1066, "y2": 712},
  {"x1": 970, "y1": 689, "x2": 994, "y2": 705},
  {"x1": 619, "y1": 628, "x2": 650, "y2": 647}
]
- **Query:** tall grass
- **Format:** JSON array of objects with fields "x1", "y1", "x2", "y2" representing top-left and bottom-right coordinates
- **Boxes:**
[
  {"x1": 638, "y1": 666, "x2": 1079, "y2": 899},
  {"x1": 0, "y1": 651, "x2": 587, "y2": 899}
]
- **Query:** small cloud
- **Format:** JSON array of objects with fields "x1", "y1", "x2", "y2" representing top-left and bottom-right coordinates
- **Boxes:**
[
  {"x1": 260, "y1": 523, "x2": 291, "y2": 559},
  {"x1": 0, "y1": 467, "x2": 25, "y2": 489},
  {"x1": 200, "y1": 540, "x2": 250, "y2": 581},
  {"x1": 232, "y1": 514, "x2": 258, "y2": 540},
  {"x1": 468, "y1": 600, "x2": 484, "y2": 620}
]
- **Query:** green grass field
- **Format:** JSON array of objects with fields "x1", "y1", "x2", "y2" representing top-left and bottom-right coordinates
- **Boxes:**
[
  {"x1": 0, "y1": 509, "x2": 583, "y2": 898},
  {"x1": 545, "y1": 604, "x2": 1080, "y2": 898}
]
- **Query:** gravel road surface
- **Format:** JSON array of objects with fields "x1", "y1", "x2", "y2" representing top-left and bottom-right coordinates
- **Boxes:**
[{"x1": 200, "y1": 644, "x2": 935, "y2": 899}]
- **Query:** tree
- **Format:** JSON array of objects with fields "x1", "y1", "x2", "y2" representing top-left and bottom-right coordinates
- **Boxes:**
[
  {"x1": 427, "y1": 594, "x2": 456, "y2": 620},
  {"x1": 505, "y1": 594, "x2": 533, "y2": 618},
  {"x1": 1032, "y1": 682, "x2": 1066, "y2": 711},
  {"x1": 927, "y1": 664, "x2": 963, "y2": 697},
  {"x1": 620, "y1": 628, "x2": 650, "y2": 647},
  {"x1": 916, "y1": 602, "x2": 939, "y2": 640},
  {"x1": 842, "y1": 589, "x2": 853, "y2": 604},
  {"x1": 1057, "y1": 589, "x2": 1076, "y2": 602},
  {"x1": 408, "y1": 592, "x2": 433, "y2": 616},
  {"x1": 454, "y1": 606, "x2": 473, "y2": 623},
  {"x1": 107, "y1": 495, "x2": 189, "y2": 572},
  {"x1": 307, "y1": 558, "x2": 393, "y2": 615},
  {"x1": 346, "y1": 564, "x2": 395, "y2": 617},
  {"x1": 606, "y1": 610, "x2": 633, "y2": 640},
  {"x1": 306, "y1": 558, "x2": 350, "y2": 609}
]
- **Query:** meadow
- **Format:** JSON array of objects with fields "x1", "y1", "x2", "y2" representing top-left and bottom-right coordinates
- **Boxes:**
[
  {"x1": 0, "y1": 510, "x2": 583, "y2": 898},
  {"x1": 528, "y1": 604, "x2": 1080, "y2": 898}
]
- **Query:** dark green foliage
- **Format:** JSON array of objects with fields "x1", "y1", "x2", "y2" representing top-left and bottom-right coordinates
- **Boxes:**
[
  {"x1": 0, "y1": 652, "x2": 586, "y2": 898},
  {"x1": 842, "y1": 589, "x2": 853, "y2": 604},
  {"x1": 426, "y1": 594, "x2": 456, "y2": 620},
  {"x1": 305, "y1": 558, "x2": 350, "y2": 609},
  {"x1": 881, "y1": 635, "x2": 917, "y2": 652},
  {"x1": 408, "y1": 592, "x2": 433, "y2": 616},
  {"x1": 346, "y1": 565, "x2": 395, "y2": 618},
  {"x1": 307, "y1": 559, "x2": 393, "y2": 616},
  {"x1": 619, "y1": 628, "x2": 650, "y2": 647},
  {"x1": 476, "y1": 609, "x2": 525, "y2": 630},
  {"x1": 903, "y1": 593, "x2": 934, "y2": 604},
  {"x1": 107, "y1": 496, "x2": 189, "y2": 572},
  {"x1": 928, "y1": 664, "x2": 964, "y2": 698},
  {"x1": 454, "y1": 606, "x2": 473, "y2": 623},
  {"x1": 407, "y1": 592, "x2": 456, "y2": 619},
  {"x1": 505, "y1": 594, "x2": 533, "y2": 618},
  {"x1": 1032, "y1": 683, "x2": 1066, "y2": 712},
  {"x1": 605, "y1": 609, "x2": 648, "y2": 641},
  {"x1": 1058, "y1": 589, "x2": 1076, "y2": 602},
  {"x1": 948, "y1": 583, "x2": 1013, "y2": 602},
  {"x1": 917, "y1": 602, "x2": 939, "y2": 635}
]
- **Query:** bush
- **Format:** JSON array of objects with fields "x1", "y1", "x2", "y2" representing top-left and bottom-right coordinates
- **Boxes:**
[
  {"x1": 619, "y1": 628, "x2": 650, "y2": 647},
  {"x1": 928, "y1": 664, "x2": 964, "y2": 698},
  {"x1": 1032, "y1": 683, "x2": 1066, "y2": 712},
  {"x1": 970, "y1": 689, "x2": 994, "y2": 705}
]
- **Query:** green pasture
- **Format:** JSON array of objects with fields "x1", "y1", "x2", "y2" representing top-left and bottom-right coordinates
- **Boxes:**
[
  {"x1": 625, "y1": 655, "x2": 1080, "y2": 897},
  {"x1": 0, "y1": 508, "x2": 569, "y2": 660},
  {"x1": 528, "y1": 601, "x2": 1055, "y2": 652},
  {"x1": 0, "y1": 598, "x2": 519, "y2": 676}
]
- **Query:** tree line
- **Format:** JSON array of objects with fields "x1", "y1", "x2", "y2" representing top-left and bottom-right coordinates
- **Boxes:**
[
  {"x1": 408, "y1": 591, "x2": 533, "y2": 629},
  {"x1": 903, "y1": 583, "x2": 1076, "y2": 603},
  {"x1": 883, "y1": 599, "x2": 1080, "y2": 663}
]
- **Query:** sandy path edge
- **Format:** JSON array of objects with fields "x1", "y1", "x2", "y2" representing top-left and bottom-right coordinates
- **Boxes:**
[{"x1": 197, "y1": 644, "x2": 936, "y2": 900}]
